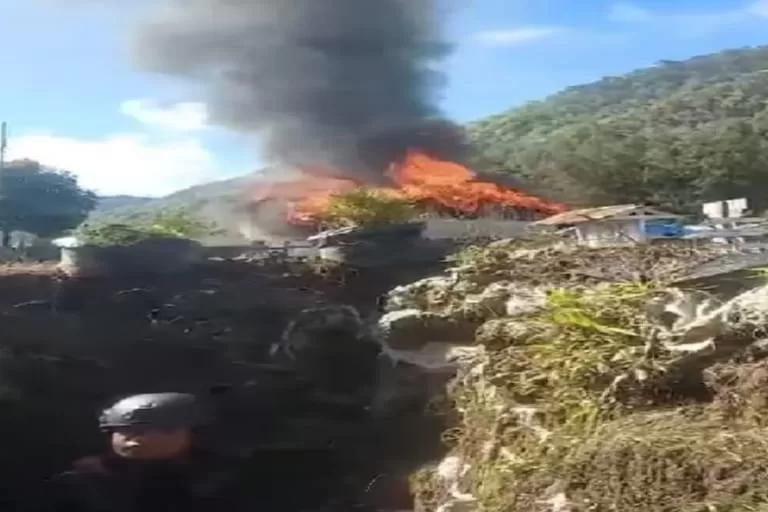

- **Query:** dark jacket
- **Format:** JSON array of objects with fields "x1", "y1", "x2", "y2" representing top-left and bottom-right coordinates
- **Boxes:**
[{"x1": 36, "y1": 451, "x2": 252, "y2": 512}]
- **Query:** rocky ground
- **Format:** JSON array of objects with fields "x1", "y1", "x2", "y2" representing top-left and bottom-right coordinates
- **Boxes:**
[
  {"x1": 371, "y1": 239, "x2": 768, "y2": 511},
  {"x1": 6, "y1": 238, "x2": 767, "y2": 511}
]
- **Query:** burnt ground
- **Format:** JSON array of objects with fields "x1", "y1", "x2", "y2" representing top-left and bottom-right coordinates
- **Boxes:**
[{"x1": 0, "y1": 258, "x2": 446, "y2": 510}]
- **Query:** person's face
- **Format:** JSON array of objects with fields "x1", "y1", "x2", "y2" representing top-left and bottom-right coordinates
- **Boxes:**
[{"x1": 110, "y1": 426, "x2": 192, "y2": 460}]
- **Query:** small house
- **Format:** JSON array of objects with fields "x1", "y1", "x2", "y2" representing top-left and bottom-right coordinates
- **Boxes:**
[{"x1": 534, "y1": 204, "x2": 685, "y2": 247}]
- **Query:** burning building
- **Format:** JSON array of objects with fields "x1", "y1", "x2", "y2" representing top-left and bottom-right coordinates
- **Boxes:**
[
  {"x1": 130, "y1": 0, "x2": 566, "y2": 241},
  {"x1": 246, "y1": 149, "x2": 566, "y2": 238}
]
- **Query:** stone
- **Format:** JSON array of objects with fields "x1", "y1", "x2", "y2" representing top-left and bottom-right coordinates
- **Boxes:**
[
  {"x1": 475, "y1": 318, "x2": 543, "y2": 346},
  {"x1": 659, "y1": 283, "x2": 768, "y2": 353},
  {"x1": 504, "y1": 287, "x2": 549, "y2": 317},
  {"x1": 110, "y1": 288, "x2": 161, "y2": 315},
  {"x1": 386, "y1": 276, "x2": 456, "y2": 311},
  {"x1": 272, "y1": 305, "x2": 379, "y2": 396},
  {"x1": 376, "y1": 309, "x2": 477, "y2": 351},
  {"x1": 12, "y1": 300, "x2": 55, "y2": 314},
  {"x1": 460, "y1": 282, "x2": 513, "y2": 318}
]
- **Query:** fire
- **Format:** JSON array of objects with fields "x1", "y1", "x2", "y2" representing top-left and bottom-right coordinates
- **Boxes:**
[
  {"x1": 251, "y1": 150, "x2": 567, "y2": 226},
  {"x1": 251, "y1": 169, "x2": 360, "y2": 225},
  {"x1": 394, "y1": 151, "x2": 566, "y2": 215}
]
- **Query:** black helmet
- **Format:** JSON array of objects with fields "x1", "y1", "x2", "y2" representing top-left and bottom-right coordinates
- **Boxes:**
[{"x1": 99, "y1": 392, "x2": 209, "y2": 430}]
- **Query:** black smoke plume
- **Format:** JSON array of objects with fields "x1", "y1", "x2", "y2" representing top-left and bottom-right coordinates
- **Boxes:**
[{"x1": 131, "y1": 0, "x2": 463, "y2": 182}]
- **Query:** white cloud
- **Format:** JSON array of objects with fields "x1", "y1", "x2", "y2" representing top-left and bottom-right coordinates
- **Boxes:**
[
  {"x1": 608, "y1": 1, "x2": 768, "y2": 30},
  {"x1": 119, "y1": 99, "x2": 209, "y2": 132},
  {"x1": 7, "y1": 132, "x2": 221, "y2": 197},
  {"x1": 608, "y1": 2, "x2": 653, "y2": 22},
  {"x1": 747, "y1": 0, "x2": 768, "y2": 17},
  {"x1": 5, "y1": 99, "x2": 229, "y2": 197},
  {"x1": 474, "y1": 26, "x2": 562, "y2": 47}
]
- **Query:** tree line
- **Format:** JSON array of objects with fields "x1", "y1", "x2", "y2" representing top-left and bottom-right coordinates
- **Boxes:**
[
  {"x1": 468, "y1": 46, "x2": 768, "y2": 214},
  {"x1": 11, "y1": 47, "x2": 768, "y2": 240},
  {"x1": 0, "y1": 159, "x2": 216, "y2": 247}
]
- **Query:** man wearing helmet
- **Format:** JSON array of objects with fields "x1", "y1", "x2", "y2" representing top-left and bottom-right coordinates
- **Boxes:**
[{"x1": 37, "y1": 392, "x2": 252, "y2": 512}]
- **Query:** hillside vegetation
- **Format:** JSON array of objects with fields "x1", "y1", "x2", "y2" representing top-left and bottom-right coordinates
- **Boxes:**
[
  {"x1": 91, "y1": 174, "x2": 257, "y2": 244},
  {"x1": 91, "y1": 46, "x2": 768, "y2": 228},
  {"x1": 469, "y1": 46, "x2": 768, "y2": 212}
]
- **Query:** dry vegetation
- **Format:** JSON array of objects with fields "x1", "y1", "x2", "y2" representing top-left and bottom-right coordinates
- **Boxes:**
[{"x1": 394, "y1": 240, "x2": 768, "y2": 511}]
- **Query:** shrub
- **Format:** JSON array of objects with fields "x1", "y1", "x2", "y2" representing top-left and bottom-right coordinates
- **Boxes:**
[
  {"x1": 77, "y1": 209, "x2": 220, "y2": 246},
  {"x1": 323, "y1": 188, "x2": 417, "y2": 228}
]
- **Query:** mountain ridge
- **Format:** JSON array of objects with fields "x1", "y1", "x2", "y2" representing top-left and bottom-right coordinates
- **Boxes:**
[
  {"x1": 91, "y1": 173, "x2": 260, "y2": 244},
  {"x1": 468, "y1": 45, "x2": 768, "y2": 209}
]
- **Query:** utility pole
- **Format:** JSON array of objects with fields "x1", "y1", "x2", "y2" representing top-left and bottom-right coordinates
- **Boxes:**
[
  {"x1": 0, "y1": 122, "x2": 6, "y2": 248},
  {"x1": 0, "y1": 121, "x2": 6, "y2": 195}
]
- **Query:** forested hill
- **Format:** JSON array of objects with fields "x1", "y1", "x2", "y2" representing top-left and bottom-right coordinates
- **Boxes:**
[
  {"x1": 93, "y1": 46, "x2": 768, "y2": 224},
  {"x1": 468, "y1": 46, "x2": 768, "y2": 212}
]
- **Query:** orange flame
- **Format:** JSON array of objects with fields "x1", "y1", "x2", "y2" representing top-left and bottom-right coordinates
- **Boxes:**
[
  {"x1": 251, "y1": 150, "x2": 567, "y2": 226},
  {"x1": 394, "y1": 151, "x2": 566, "y2": 215}
]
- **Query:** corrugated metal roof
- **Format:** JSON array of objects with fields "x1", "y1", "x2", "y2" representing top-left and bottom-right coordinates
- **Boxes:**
[{"x1": 534, "y1": 204, "x2": 678, "y2": 226}]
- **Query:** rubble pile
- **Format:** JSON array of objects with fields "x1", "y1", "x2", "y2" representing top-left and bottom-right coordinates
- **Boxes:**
[{"x1": 375, "y1": 239, "x2": 768, "y2": 511}]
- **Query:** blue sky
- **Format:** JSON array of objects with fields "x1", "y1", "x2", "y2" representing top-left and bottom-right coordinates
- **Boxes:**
[{"x1": 2, "y1": 0, "x2": 768, "y2": 196}]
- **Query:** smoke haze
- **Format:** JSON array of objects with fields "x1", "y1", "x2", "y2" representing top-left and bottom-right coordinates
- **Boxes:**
[{"x1": 131, "y1": 0, "x2": 459, "y2": 181}]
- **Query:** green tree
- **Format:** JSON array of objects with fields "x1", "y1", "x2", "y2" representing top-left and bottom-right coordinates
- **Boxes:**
[
  {"x1": 466, "y1": 45, "x2": 768, "y2": 212},
  {"x1": 146, "y1": 208, "x2": 222, "y2": 238},
  {"x1": 76, "y1": 223, "x2": 156, "y2": 247},
  {"x1": 323, "y1": 188, "x2": 417, "y2": 228},
  {"x1": 77, "y1": 208, "x2": 220, "y2": 246},
  {"x1": 0, "y1": 160, "x2": 97, "y2": 246}
]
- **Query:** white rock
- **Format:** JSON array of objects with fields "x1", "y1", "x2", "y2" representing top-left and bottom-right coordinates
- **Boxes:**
[
  {"x1": 537, "y1": 492, "x2": 572, "y2": 512},
  {"x1": 380, "y1": 342, "x2": 485, "y2": 371},
  {"x1": 434, "y1": 455, "x2": 477, "y2": 512},
  {"x1": 376, "y1": 309, "x2": 477, "y2": 351},
  {"x1": 387, "y1": 276, "x2": 454, "y2": 310},
  {"x1": 461, "y1": 282, "x2": 513, "y2": 317},
  {"x1": 437, "y1": 455, "x2": 470, "y2": 483},
  {"x1": 436, "y1": 499, "x2": 478, "y2": 512},
  {"x1": 505, "y1": 288, "x2": 549, "y2": 317},
  {"x1": 662, "y1": 282, "x2": 768, "y2": 351}
]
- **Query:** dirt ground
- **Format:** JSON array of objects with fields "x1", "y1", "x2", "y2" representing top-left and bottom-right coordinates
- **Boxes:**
[{"x1": 0, "y1": 257, "x2": 446, "y2": 509}]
